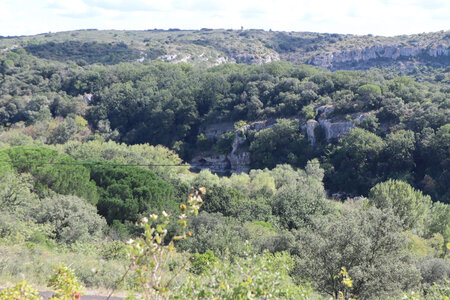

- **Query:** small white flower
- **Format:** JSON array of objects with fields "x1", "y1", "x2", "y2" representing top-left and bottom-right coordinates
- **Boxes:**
[
  {"x1": 127, "y1": 239, "x2": 134, "y2": 245},
  {"x1": 141, "y1": 217, "x2": 149, "y2": 224}
]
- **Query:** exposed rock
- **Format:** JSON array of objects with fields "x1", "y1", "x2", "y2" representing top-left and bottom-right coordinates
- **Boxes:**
[
  {"x1": 305, "y1": 117, "x2": 355, "y2": 145},
  {"x1": 190, "y1": 154, "x2": 230, "y2": 174},
  {"x1": 306, "y1": 120, "x2": 319, "y2": 146},
  {"x1": 318, "y1": 119, "x2": 355, "y2": 141},
  {"x1": 306, "y1": 110, "x2": 374, "y2": 144},
  {"x1": 308, "y1": 44, "x2": 450, "y2": 70},
  {"x1": 214, "y1": 56, "x2": 232, "y2": 66},
  {"x1": 201, "y1": 122, "x2": 234, "y2": 140},
  {"x1": 227, "y1": 125, "x2": 251, "y2": 174},
  {"x1": 427, "y1": 46, "x2": 449, "y2": 57},
  {"x1": 83, "y1": 93, "x2": 93, "y2": 104},
  {"x1": 353, "y1": 112, "x2": 371, "y2": 121},
  {"x1": 191, "y1": 120, "x2": 275, "y2": 174},
  {"x1": 315, "y1": 105, "x2": 335, "y2": 118},
  {"x1": 161, "y1": 54, "x2": 178, "y2": 61},
  {"x1": 193, "y1": 113, "x2": 369, "y2": 172}
]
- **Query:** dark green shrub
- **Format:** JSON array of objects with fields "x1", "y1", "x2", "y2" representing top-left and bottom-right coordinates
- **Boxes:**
[
  {"x1": 0, "y1": 146, "x2": 99, "y2": 205},
  {"x1": 190, "y1": 250, "x2": 218, "y2": 275},
  {"x1": 87, "y1": 161, "x2": 175, "y2": 224},
  {"x1": 213, "y1": 131, "x2": 235, "y2": 154}
]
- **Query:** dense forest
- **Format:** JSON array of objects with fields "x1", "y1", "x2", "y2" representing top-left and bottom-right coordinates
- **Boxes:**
[{"x1": 0, "y1": 30, "x2": 449, "y2": 299}]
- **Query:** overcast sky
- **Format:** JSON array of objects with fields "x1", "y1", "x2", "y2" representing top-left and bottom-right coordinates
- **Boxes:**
[{"x1": 0, "y1": 0, "x2": 449, "y2": 37}]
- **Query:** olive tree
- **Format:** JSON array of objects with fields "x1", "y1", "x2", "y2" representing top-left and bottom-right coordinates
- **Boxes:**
[{"x1": 292, "y1": 206, "x2": 421, "y2": 299}]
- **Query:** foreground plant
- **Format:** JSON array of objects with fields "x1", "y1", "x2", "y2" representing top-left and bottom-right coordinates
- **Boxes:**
[
  {"x1": 0, "y1": 281, "x2": 41, "y2": 300},
  {"x1": 172, "y1": 246, "x2": 313, "y2": 299},
  {"x1": 0, "y1": 264, "x2": 83, "y2": 300},
  {"x1": 107, "y1": 188, "x2": 205, "y2": 300},
  {"x1": 47, "y1": 264, "x2": 84, "y2": 299}
]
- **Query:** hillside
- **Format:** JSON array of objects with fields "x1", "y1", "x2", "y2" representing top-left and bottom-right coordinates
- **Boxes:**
[
  {"x1": 1, "y1": 28, "x2": 450, "y2": 299},
  {"x1": 0, "y1": 30, "x2": 449, "y2": 201},
  {"x1": 1, "y1": 29, "x2": 449, "y2": 69}
]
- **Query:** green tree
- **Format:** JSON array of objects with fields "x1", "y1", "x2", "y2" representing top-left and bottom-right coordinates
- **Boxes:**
[
  {"x1": 249, "y1": 119, "x2": 312, "y2": 169},
  {"x1": 0, "y1": 146, "x2": 99, "y2": 204},
  {"x1": 87, "y1": 161, "x2": 175, "y2": 224},
  {"x1": 368, "y1": 179, "x2": 432, "y2": 233},
  {"x1": 293, "y1": 206, "x2": 421, "y2": 299},
  {"x1": 379, "y1": 130, "x2": 416, "y2": 181},
  {"x1": 328, "y1": 128, "x2": 384, "y2": 195},
  {"x1": 272, "y1": 174, "x2": 329, "y2": 230},
  {"x1": 426, "y1": 201, "x2": 450, "y2": 246},
  {"x1": 356, "y1": 84, "x2": 382, "y2": 109}
]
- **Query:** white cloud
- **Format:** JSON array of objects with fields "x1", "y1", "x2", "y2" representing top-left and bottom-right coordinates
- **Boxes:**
[
  {"x1": 84, "y1": 0, "x2": 172, "y2": 12},
  {"x1": 0, "y1": 0, "x2": 448, "y2": 36}
]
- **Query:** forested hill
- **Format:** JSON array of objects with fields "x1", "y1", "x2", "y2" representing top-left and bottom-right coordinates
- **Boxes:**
[
  {"x1": 1, "y1": 29, "x2": 450, "y2": 298},
  {"x1": 0, "y1": 29, "x2": 449, "y2": 69},
  {"x1": 0, "y1": 29, "x2": 449, "y2": 202}
]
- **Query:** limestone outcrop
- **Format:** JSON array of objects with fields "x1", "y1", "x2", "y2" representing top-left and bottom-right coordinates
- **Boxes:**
[
  {"x1": 306, "y1": 120, "x2": 319, "y2": 145},
  {"x1": 191, "y1": 110, "x2": 370, "y2": 173},
  {"x1": 190, "y1": 154, "x2": 230, "y2": 174},
  {"x1": 317, "y1": 119, "x2": 355, "y2": 141},
  {"x1": 307, "y1": 44, "x2": 449, "y2": 70},
  {"x1": 190, "y1": 120, "x2": 274, "y2": 174},
  {"x1": 227, "y1": 126, "x2": 251, "y2": 174}
]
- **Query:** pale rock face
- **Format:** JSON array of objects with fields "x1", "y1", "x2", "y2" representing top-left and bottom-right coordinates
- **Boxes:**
[
  {"x1": 308, "y1": 45, "x2": 449, "y2": 69},
  {"x1": 305, "y1": 110, "x2": 372, "y2": 145},
  {"x1": 427, "y1": 46, "x2": 449, "y2": 57},
  {"x1": 161, "y1": 54, "x2": 178, "y2": 61},
  {"x1": 306, "y1": 120, "x2": 319, "y2": 146},
  {"x1": 83, "y1": 93, "x2": 93, "y2": 104},
  {"x1": 201, "y1": 122, "x2": 234, "y2": 140},
  {"x1": 192, "y1": 113, "x2": 365, "y2": 173},
  {"x1": 190, "y1": 154, "x2": 230, "y2": 174},
  {"x1": 318, "y1": 119, "x2": 355, "y2": 141},
  {"x1": 190, "y1": 120, "x2": 274, "y2": 174},
  {"x1": 227, "y1": 125, "x2": 251, "y2": 174},
  {"x1": 234, "y1": 54, "x2": 280, "y2": 65},
  {"x1": 214, "y1": 56, "x2": 232, "y2": 66}
]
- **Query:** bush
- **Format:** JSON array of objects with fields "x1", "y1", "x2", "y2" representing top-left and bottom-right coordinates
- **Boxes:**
[
  {"x1": 175, "y1": 249, "x2": 313, "y2": 299},
  {"x1": 178, "y1": 212, "x2": 247, "y2": 257},
  {"x1": 416, "y1": 257, "x2": 450, "y2": 288},
  {"x1": 0, "y1": 281, "x2": 41, "y2": 300},
  {"x1": 34, "y1": 195, "x2": 107, "y2": 244},
  {"x1": 272, "y1": 173, "x2": 330, "y2": 230},
  {"x1": 369, "y1": 179, "x2": 432, "y2": 233},
  {"x1": 47, "y1": 264, "x2": 84, "y2": 299},
  {"x1": 100, "y1": 241, "x2": 128, "y2": 260},
  {"x1": 190, "y1": 250, "x2": 218, "y2": 275},
  {"x1": 87, "y1": 161, "x2": 175, "y2": 224}
]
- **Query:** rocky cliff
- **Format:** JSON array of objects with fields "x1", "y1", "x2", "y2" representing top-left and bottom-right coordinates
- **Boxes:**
[
  {"x1": 190, "y1": 120, "x2": 273, "y2": 174},
  {"x1": 161, "y1": 43, "x2": 449, "y2": 70},
  {"x1": 190, "y1": 110, "x2": 365, "y2": 174},
  {"x1": 307, "y1": 44, "x2": 449, "y2": 70}
]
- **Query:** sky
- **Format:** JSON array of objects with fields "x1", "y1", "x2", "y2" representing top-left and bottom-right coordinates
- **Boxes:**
[{"x1": 0, "y1": 0, "x2": 449, "y2": 37}]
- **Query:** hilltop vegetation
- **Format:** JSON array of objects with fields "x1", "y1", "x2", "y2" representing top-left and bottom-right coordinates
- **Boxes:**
[
  {"x1": 0, "y1": 29, "x2": 449, "y2": 299},
  {"x1": 1, "y1": 29, "x2": 448, "y2": 68}
]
